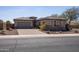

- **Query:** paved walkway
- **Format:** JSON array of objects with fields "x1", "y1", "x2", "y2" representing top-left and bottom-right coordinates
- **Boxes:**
[{"x1": 17, "y1": 29, "x2": 46, "y2": 35}]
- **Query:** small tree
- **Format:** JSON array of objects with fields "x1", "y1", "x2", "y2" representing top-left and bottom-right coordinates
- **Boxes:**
[
  {"x1": 62, "y1": 7, "x2": 79, "y2": 24},
  {"x1": 61, "y1": 7, "x2": 79, "y2": 30},
  {"x1": 6, "y1": 20, "x2": 12, "y2": 30}
]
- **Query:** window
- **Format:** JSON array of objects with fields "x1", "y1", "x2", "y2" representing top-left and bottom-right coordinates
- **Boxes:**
[{"x1": 54, "y1": 20, "x2": 56, "y2": 26}]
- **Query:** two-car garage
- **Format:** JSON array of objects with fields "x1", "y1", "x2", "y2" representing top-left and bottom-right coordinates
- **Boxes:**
[
  {"x1": 15, "y1": 21, "x2": 33, "y2": 29},
  {"x1": 14, "y1": 17, "x2": 36, "y2": 29}
]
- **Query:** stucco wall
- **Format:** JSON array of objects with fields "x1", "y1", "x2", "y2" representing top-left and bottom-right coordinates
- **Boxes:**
[{"x1": 40, "y1": 19, "x2": 66, "y2": 31}]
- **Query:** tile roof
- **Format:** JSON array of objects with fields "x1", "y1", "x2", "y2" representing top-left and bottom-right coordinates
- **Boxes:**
[
  {"x1": 14, "y1": 17, "x2": 35, "y2": 21},
  {"x1": 38, "y1": 16, "x2": 66, "y2": 21}
]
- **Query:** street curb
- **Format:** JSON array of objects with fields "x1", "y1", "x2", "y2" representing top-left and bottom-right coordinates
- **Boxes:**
[{"x1": 0, "y1": 34, "x2": 79, "y2": 39}]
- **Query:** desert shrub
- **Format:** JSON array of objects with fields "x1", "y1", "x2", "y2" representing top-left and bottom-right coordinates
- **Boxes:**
[
  {"x1": 74, "y1": 30, "x2": 79, "y2": 33},
  {"x1": 39, "y1": 22, "x2": 47, "y2": 31},
  {"x1": 0, "y1": 30, "x2": 5, "y2": 35}
]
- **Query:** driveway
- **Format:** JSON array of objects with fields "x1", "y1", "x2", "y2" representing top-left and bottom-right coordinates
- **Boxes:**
[{"x1": 17, "y1": 29, "x2": 46, "y2": 35}]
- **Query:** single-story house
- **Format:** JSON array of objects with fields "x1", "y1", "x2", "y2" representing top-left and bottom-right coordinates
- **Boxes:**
[
  {"x1": 0, "y1": 20, "x2": 3, "y2": 30},
  {"x1": 14, "y1": 16, "x2": 37, "y2": 29},
  {"x1": 14, "y1": 16, "x2": 67, "y2": 31},
  {"x1": 38, "y1": 16, "x2": 67, "y2": 31}
]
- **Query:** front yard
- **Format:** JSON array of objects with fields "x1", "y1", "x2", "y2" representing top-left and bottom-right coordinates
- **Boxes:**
[
  {"x1": 0, "y1": 30, "x2": 5, "y2": 35},
  {"x1": 0, "y1": 28, "x2": 79, "y2": 35},
  {"x1": 44, "y1": 29, "x2": 79, "y2": 34},
  {"x1": 0, "y1": 29, "x2": 18, "y2": 35}
]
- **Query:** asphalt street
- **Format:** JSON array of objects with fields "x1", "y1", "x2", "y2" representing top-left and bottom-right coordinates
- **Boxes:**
[{"x1": 0, "y1": 36, "x2": 79, "y2": 52}]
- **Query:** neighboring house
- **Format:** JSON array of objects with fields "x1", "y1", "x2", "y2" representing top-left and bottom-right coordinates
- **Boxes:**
[
  {"x1": 39, "y1": 16, "x2": 67, "y2": 31},
  {"x1": 0, "y1": 20, "x2": 3, "y2": 30},
  {"x1": 14, "y1": 16, "x2": 37, "y2": 29},
  {"x1": 70, "y1": 20, "x2": 79, "y2": 28}
]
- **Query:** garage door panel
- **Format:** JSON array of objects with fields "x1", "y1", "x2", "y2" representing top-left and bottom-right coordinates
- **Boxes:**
[{"x1": 16, "y1": 22, "x2": 33, "y2": 29}]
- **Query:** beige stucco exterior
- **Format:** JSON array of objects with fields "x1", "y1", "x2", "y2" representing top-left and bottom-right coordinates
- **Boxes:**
[
  {"x1": 14, "y1": 16, "x2": 67, "y2": 31},
  {"x1": 40, "y1": 18, "x2": 67, "y2": 31},
  {"x1": 0, "y1": 20, "x2": 3, "y2": 30}
]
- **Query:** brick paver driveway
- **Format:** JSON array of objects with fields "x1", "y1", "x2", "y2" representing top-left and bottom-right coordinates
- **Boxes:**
[{"x1": 17, "y1": 29, "x2": 46, "y2": 35}]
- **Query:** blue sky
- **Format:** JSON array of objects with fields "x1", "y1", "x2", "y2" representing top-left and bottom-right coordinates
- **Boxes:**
[{"x1": 0, "y1": 6, "x2": 74, "y2": 22}]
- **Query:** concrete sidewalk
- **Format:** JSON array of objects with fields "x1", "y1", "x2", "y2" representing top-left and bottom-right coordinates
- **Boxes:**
[{"x1": 0, "y1": 34, "x2": 79, "y2": 39}]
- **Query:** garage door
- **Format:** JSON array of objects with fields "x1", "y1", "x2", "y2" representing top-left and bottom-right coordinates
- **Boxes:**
[{"x1": 16, "y1": 22, "x2": 33, "y2": 29}]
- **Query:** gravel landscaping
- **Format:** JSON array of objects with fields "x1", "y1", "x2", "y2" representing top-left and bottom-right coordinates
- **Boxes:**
[
  {"x1": 44, "y1": 29, "x2": 79, "y2": 34},
  {"x1": 0, "y1": 29, "x2": 79, "y2": 35},
  {"x1": 0, "y1": 29, "x2": 18, "y2": 35}
]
